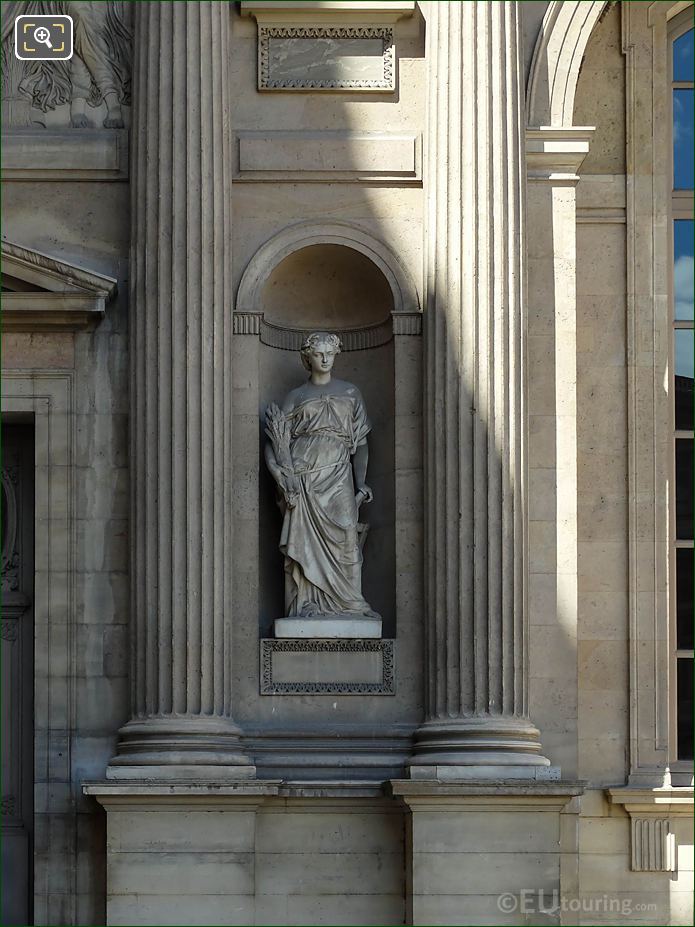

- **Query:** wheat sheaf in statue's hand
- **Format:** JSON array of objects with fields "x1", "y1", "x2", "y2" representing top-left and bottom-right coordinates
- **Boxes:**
[{"x1": 265, "y1": 403, "x2": 299, "y2": 507}]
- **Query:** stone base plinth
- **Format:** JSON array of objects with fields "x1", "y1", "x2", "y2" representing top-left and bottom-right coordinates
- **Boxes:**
[
  {"x1": 409, "y1": 764, "x2": 561, "y2": 781},
  {"x1": 84, "y1": 782, "x2": 406, "y2": 927},
  {"x1": 390, "y1": 780, "x2": 584, "y2": 926},
  {"x1": 274, "y1": 616, "x2": 382, "y2": 638},
  {"x1": 106, "y1": 716, "x2": 255, "y2": 779},
  {"x1": 106, "y1": 764, "x2": 257, "y2": 780}
]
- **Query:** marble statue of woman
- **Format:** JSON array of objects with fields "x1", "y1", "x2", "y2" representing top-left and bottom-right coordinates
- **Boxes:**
[{"x1": 265, "y1": 332, "x2": 382, "y2": 638}]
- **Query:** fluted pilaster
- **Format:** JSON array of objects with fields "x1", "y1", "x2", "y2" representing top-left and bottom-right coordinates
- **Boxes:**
[
  {"x1": 109, "y1": 1, "x2": 252, "y2": 777},
  {"x1": 411, "y1": 1, "x2": 550, "y2": 772}
]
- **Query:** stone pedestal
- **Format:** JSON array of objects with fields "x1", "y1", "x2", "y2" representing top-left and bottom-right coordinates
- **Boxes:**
[
  {"x1": 412, "y1": 0, "x2": 550, "y2": 773},
  {"x1": 107, "y1": 1, "x2": 252, "y2": 779},
  {"x1": 84, "y1": 784, "x2": 280, "y2": 926},
  {"x1": 390, "y1": 780, "x2": 583, "y2": 926},
  {"x1": 85, "y1": 782, "x2": 407, "y2": 927},
  {"x1": 274, "y1": 616, "x2": 382, "y2": 639}
]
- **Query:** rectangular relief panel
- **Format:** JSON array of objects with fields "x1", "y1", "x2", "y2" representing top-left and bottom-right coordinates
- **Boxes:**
[
  {"x1": 260, "y1": 639, "x2": 395, "y2": 694},
  {"x1": 258, "y1": 25, "x2": 394, "y2": 91},
  {"x1": 1, "y1": 130, "x2": 128, "y2": 180},
  {"x1": 235, "y1": 131, "x2": 420, "y2": 183}
]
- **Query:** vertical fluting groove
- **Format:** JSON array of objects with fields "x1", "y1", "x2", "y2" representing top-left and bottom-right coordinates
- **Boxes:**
[
  {"x1": 144, "y1": 4, "x2": 160, "y2": 718},
  {"x1": 158, "y1": 6, "x2": 173, "y2": 716},
  {"x1": 512, "y1": 1, "x2": 527, "y2": 718},
  {"x1": 206, "y1": 4, "x2": 219, "y2": 718},
  {"x1": 461, "y1": 4, "x2": 475, "y2": 715},
  {"x1": 200, "y1": 4, "x2": 214, "y2": 716},
  {"x1": 185, "y1": 4, "x2": 201, "y2": 715},
  {"x1": 450, "y1": 3, "x2": 464, "y2": 718},
  {"x1": 444, "y1": 4, "x2": 459, "y2": 718},
  {"x1": 422, "y1": 1, "x2": 535, "y2": 738},
  {"x1": 425, "y1": 0, "x2": 439, "y2": 718},
  {"x1": 129, "y1": 2, "x2": 235, "y2": 728},
  {"x1": 423, "y1": 0, "x2": 436, "y2": 717},
  {"x1": 503, "y1": 2, "x2": 517, "y2": 716},
  {"x1": 221, "y1": 0, "x2": 233, "y2": 719},
  {"x1": 489, "y1": 0, "x2": 504, "y2": 715},
  {"x1": 434, "y1": 4, "x2": 447, "y2": 719},
  {"x1": 171, "y1": 1, "x2": 187, "y2": 715},
  {"x1": 473, "y1": 1, "x2": 490, "y2": 715},
  {"x1": 131, "y1": 2, "x2": 147, "y2": 718}
]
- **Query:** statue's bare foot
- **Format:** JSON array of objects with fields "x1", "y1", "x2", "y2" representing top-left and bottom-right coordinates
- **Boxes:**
[
  {"x1": 71, "y1": 113, "x2": 94, "y2": 128},
  {"x1": 103, "y1": 108, "x2": 124, "y2": 129}
]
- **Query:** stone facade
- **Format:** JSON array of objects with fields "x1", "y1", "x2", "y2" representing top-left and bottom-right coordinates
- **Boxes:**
[{"x1": 1, "y1": 1, "x2": 693, "y2": 926}]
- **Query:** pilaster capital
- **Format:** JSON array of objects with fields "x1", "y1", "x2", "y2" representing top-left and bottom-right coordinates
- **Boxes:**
[{"x1": 526, "y1": 126, "x2": 595, "y2": 183}]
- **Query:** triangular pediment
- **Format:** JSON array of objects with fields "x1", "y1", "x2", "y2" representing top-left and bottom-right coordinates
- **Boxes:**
[{"x1": 1, "y1": 240, "x2": 117, "y2": 331}]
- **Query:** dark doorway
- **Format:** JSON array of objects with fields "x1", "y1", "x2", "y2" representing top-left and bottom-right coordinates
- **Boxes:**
[{"x1": 2, "y1": 424, "x2": 34, "y2": 926}]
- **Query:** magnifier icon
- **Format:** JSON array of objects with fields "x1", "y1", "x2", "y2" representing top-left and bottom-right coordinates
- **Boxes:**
[{"x1": 33, "y1": 25, "x2": 52, "y2": 49}]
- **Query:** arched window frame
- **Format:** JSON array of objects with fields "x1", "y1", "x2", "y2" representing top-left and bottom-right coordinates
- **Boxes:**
[
  {"x1": 668, "y1": 8, "x2": 694, "y2": 774},
  {"x1": 623, "y1": 0, "x2": 694, "y2": 788}
]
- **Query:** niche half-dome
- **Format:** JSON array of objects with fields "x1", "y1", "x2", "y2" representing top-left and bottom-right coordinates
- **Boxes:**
[{"x1": 261, "y1": 243, "x2": 393, "y2": 330}]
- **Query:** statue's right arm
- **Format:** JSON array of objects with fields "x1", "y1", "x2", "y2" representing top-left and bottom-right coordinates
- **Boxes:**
[{"x1": 264, "y1": 441, "x2": 284, "y2": 487}]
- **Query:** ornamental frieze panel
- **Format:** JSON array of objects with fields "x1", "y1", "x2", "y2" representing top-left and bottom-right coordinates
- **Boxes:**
[{"x1": 1, "y1": 1, "x2": 132, "y2": 129}]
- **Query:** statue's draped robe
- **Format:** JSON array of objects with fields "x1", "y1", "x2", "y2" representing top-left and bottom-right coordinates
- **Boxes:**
[{"x1": 279, "y1": 384, "x2": 376, "y2": 618}]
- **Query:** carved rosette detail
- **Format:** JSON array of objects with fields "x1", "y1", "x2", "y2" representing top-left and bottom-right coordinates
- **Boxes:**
[
  {"x1": 260, "y1": 639, "x2": 395, "y2": 695},
  {"x1": 258, "y1": 26, "x2": 395, "y2": 91}
]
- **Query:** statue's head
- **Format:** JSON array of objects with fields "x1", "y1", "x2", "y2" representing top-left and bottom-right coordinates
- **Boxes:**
[{"x1": 300, "y1": 331, "x2": 342, "y2": 374}]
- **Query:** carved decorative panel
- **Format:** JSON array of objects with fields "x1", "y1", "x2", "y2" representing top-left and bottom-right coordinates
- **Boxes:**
[
  {"x1": 260, "y1": 638, "x2": 396, "y2": 694},
  {"x1": 258, "y1": 25, "x2": 395, "y2": 92}
]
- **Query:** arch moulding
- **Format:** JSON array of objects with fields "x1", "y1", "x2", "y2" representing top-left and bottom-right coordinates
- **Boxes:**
[
  {"x1": 235, "y1": 220, "x2": 421, "y2": 316},
  {"x1": 527, "y1": 0, "x2": 609, "y2": 128}
]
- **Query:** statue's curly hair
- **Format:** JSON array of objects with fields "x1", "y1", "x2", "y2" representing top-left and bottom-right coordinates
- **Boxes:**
[{"x1": 300, "y1": 332, "x2": 342, "y2": 370}]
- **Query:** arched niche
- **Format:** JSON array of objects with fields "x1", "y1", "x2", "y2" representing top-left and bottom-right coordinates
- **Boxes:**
[
  {"x1": 262, "y1": 244, "x2": 393, "y2": 330},
  {"x1": 236, "y1": 219, "x2": 420, "y2": 317},
  {"x1": 233, "y1": 222, "x2": 421, "y2": 654}
]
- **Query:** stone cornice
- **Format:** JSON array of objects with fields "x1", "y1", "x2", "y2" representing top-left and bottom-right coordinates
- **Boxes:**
[
  {"x1": 83, "y1": 782, "x2": 282, "y2": 812},
  {"x1": 241, "y1": 1, "x2": 416, "y2": 22},
  {"x1": 607, "y1": 787, "x2": 694, "y2": 872},
  {"x1": 2, "y1": 240, "x2": 117, "y2": 297},
  {"x1": 2, "y1": 239, "x2": 117, "y2": 332},
  {"x1": 389, "y1": 780, "x2": 585, "y2": 812},
  {"x1": 2, "y1": 293, "x2": 106, "y2": 332},
  {"x1": 607, "y1": 786, "x2": 695, "y2": 815}
]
